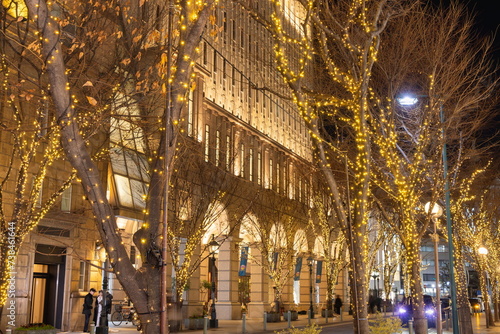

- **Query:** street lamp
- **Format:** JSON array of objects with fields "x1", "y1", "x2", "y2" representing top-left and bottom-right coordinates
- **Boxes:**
[
  {"x1": 307, "y1": 256, "x2": 315, "y2": 319},
  {"x1": 425, "y1": 202, "x2": 443, "y2": 334},
  {"x1": 398, "y1": 95, "x2": 459, "y2": 333},
  {"x1": 478, "y1": 246, "x2": 490, "y2": 328},
  {"x1": 208, "y1": 235, "x2": 219, "y2": 328}
]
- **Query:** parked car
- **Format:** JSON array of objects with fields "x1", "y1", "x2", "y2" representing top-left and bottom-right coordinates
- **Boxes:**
[
  {"x1": 397, "y1": 295, "x2": 436, "y2": 327},
  {"x1": 469, "y1": 298, "x2": 484, "y2": 313}
]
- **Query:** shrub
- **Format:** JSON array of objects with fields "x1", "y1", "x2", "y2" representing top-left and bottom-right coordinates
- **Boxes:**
[
  {"x1": 368, "y1": 312, "x2": 402, "y2": 334},
  {"x1": 275, "y1": 324, "x2": 322, "y2": 334},
  {"x1": 16, "y1": 324, "x2": 55, "y2": 331}
]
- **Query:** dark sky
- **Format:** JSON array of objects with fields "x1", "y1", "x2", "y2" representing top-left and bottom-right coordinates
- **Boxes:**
[{"x1": 435, "y1": 0, "x2": 500, "y2": 57}]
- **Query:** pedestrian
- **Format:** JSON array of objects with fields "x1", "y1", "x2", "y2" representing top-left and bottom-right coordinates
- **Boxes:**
[
  {"x1": 334, "y1": 295, "x2": 343, "y2": 315},
  {"x1": 94, "y1": 290, "x2": 104, "y2": 327},
  {"x1": 82, "y1": 288, "x2": 96, "y2": 332}
]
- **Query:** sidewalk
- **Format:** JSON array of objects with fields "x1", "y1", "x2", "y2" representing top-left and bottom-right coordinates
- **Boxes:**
[{"x1": 61, "y1": 312, "x2": 500, "y2": 334}]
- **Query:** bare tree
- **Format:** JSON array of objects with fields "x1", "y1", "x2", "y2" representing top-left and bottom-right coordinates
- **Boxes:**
[
  {"x1": 243, "y1": 190, "x2": 307, "y2": 313},
  {"x1": 0, "y1": 7, "x2": 78, "y2": 318},
  {"x1": 20, "y1": 0, "x2": 217, "y2": 333}
]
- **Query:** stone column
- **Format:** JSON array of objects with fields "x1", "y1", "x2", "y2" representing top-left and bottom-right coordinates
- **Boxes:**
[
  {"x1": 247, "y1": 246, "x2": 269, "y2": 319},
  {"x1": 216, "y1": 236, "x2": 241, "y2": 319}
]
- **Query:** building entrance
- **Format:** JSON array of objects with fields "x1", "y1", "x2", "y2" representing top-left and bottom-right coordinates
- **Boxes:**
[{"x1": 30, "y1": 245, "x2": 66, "y2": 329}]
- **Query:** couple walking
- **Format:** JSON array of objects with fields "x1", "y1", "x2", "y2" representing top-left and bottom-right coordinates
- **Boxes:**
[{"x1": 82, "y1": 288, "x2": 113, "y2": 332}]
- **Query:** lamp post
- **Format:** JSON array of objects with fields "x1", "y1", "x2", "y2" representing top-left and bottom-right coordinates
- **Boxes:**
[
  {"x1": 398, "y1": 95, "x2": 459, "y2": 333},
  {"x1": 371, "y1": 272, "x2": 379, "y2": 298},
  {"x1": 478, "y1": 246, "x2": 490, "y2": 328},
  {"x1": 208, "y1": 235, "x2": 219, "y2": 328},
  {"x1": 425, "y1": 202, "x2": 443, "y2": 334},
  {"x1": 307, "y1": 257, "x2": 315, "y2": 319}
]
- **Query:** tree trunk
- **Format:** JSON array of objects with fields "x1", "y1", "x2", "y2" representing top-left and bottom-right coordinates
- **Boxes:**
[
  {"x1": 408, "y1": 249, "x2": 427, "y2": 334},
  {"x1": 349, "y1": 222, "x2": 369, "y2": 334},
  {"x1": 455, "y1": 250, "x2": 473, "y2": 334}
]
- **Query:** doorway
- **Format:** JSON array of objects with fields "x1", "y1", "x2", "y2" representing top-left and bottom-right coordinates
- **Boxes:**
[{"x1": 30, "y1": 245, "x2": 66, "y2": 328}]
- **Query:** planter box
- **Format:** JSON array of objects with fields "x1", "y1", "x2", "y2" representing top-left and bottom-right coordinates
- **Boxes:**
[
  {"x1": 266, "y1": 313, "x2": 281, "y2": 322},
  {"x1": 283, "y1": 311, "x2": 298, "y2": 321},
  {"x1": 322, "y1": 309, "x2": 335, "y2": 318},
  {"x1": 14, "y1": 329, "x2": 57, "y2": 334},
  {"x1": 184, "y1": 318, "x2": 206, "y2": 330}
]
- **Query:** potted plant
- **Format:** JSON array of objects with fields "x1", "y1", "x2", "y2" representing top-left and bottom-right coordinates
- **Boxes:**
[
  {"x1": 283, "y1": 305, "x2": 298, "y2": 321},
  {"x1": 266, "y1": 311, "x2": 281, "y2": 322},
  {"x1": 184, "y1": 314, "x2": 207, "y2": 330},
  {"x1": 13, "y1": 324, "x2": 56, "y2": 334}
]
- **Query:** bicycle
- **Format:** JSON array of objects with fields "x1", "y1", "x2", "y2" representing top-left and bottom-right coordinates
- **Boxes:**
[{"x1": 111, "y1": 305, "x2": 139, "y2": 326}]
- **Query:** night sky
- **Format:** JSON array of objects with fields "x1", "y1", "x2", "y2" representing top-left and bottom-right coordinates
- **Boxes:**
[{"x1": 437, "y1": 0, "x2": 500, "y2": 59}]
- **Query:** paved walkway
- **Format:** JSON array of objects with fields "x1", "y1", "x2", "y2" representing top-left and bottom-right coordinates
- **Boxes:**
[{"x1": 61, "y1": 312, "x2": 500, "y2": 334}]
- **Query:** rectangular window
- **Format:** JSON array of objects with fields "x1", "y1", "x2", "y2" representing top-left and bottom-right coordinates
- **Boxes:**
[
  {"x1": 226, "y1": 135, "x2": 231, "y2": 171},
  {"x1": 276, "y1": 162, "x2": 280, "y2": 193},
  {"x1": 240, "y1": 143, "x2": 245, "y2": 178},
  {"x1": 257, "y1": 152, "x2": 262, "y2": 185},
  {"x1": 438, "y1": 245, "x2": 447, "y2": 253},
  {"x1": 61, "y1": 185, "x2": 72, "y2": 212},
  {"x1": 203, "y1": 41, "x2": 208, "y2": 66},
  {"x1": 268, "y1": 159, "x2": 273, "y2": 189},
  {"x1": 249, "y1": 148, "x2": 254, "y2": 182},
  {"x1": 79, "y1": 261, "x2": 88, "y2": 291},
  {"x1": 423, "y1": 274, "x2": 436, "y2": 281},
  {"x1": 213, "y1": 51, "x2": 217, "y2": 72},
  {"x1": 420, "y1": 245, "x2": 433, "y2": 252},
  {"x1": 216, "y1": 130, "x2": 221, "y2": 166},
  {"x1": 187, "y1": 89, "x2": 194, "y2": 136},
  {"x1": 205, "y1": 125, "x2": 210, "y2": 162}
]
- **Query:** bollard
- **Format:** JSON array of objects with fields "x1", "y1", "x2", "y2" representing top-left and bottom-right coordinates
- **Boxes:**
[
  {"x1": 263, "y1": 312, "x2": 267, "y2": 331},
  {"x1": 408, "y1": 320, "x2": 414, "y2": 334},
  {"x1": 90, "y1": 323, "x2": 95, "y2": 334},
  {"x1": 308, "y1": 309, "x2": 311, "y2": 326},
  {"x1": 242, "y1": 313, "x2": 246, "y2": 333},
  {"x1": 6, "y1": 328, "x2": 12, "y2": 334},
  {"x1": 203, "y1": 316, "x2": 208, "y2": 334},
  {"x1": 325, "y1": 310, "x2": 329, "y2": 324},
  {"x1": 287, "y1": 310, "x2": 291, "y2": 328},
  {"x1": 340, "y1": 310, "x2": 343, "y2": 321}
]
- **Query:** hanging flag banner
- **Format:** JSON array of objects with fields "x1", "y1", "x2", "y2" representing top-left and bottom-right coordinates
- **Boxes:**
[
  {"x1": 294, "y1": 257, "x2": 303, "y2": 281},
  {"x1": 238, "y1": 246, "x2": 249, "y2": 276},
  {"x1": 316, "y1": 260, "x2": 323, "y2": 283}
]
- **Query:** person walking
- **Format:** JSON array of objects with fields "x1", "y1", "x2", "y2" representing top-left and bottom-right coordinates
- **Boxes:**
[
  {"x1": 82, "y1": 288, "x2": 96, "y2": 332},
  {"x1": 334, "y1": 295, "x2": 343, "y2": 315}
]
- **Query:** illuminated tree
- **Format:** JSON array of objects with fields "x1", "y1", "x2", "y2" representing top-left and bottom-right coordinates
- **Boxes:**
[
  {"x1": 309, "y1": 191, "x2": 347, "y2": 315},
  {"x1": 452, "y1": 165, "x2": 499, "y2": 329},
  {"x1": 0, "y1": 2, "x2": 81, "y2": 318},
  {"x1": 242, "y1": 190, "x2": 307, "y2": 312},
  {"x1": 19, "y1": 0, "x2": 217, "y2": 333},
  {"x1": 237, "y1": 1, "x2": 414, "y2": 332},
  {"x1": 370, "y1": 2, "x2": 498, "y2": 332},
  {"x1": 164, "y1": 142, "x2": 253, "y2": 325}
]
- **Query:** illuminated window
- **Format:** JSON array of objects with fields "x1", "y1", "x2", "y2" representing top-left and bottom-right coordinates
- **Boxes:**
[
  {"x1": 240, "y1": 143, "x2": 245, "y2": 178},
  {"x1": 226, "y1": 135, "x2": 231, "y2": 171},
  {"x1": 269, "y1": 159, "x2": 273, "y2": 190},
  {"x1": 3, "y1": 0, "x2": 28, "y2": 18},
  {"x1": 215, "y1": 130, "x2": 221, "y2": 166},
  {"x1": 61, "y1": 185, "x2": 72, "y2": 212},
  {"x1": 205, "y1": 125, "x2": 210, "y2": 162},
  {"x1": 249, "y1": 148, "x2": 254, "y2": 182},
  {"x1": 257, "y1": 152, "x2": 262, "y2": 185}
]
